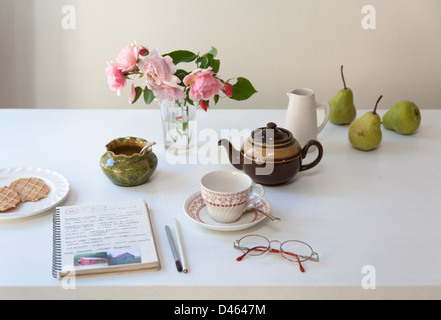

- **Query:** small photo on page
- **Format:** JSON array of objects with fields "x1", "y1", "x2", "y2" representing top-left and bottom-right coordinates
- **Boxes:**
[
  {"x1": 74, "y1": 252, "x2": 109, "y2": 267},
  {"x1": 108, "y1": 249, "x2": 142, "y2": 266},
  {"x1": 73, "y1": 249, "x2": 141, "y2": 267}
]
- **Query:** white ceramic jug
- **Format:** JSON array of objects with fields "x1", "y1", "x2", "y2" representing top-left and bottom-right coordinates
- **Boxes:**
[{"x1": 284, "y1": 88, "x2": 330, "y2": 148}]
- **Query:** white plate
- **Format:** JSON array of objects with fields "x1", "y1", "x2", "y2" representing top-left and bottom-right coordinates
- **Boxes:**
[
  {"x1": 0, "y1": 167, "x2": 70, "y2": 220},
  {"x1": 183, "y1": 191, "x2": 270, "y2": 231}
]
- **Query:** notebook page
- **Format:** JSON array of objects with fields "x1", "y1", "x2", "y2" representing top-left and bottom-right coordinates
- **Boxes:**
[{"x1": 57, "y1": 199, "x2": 158, "y2": 274}]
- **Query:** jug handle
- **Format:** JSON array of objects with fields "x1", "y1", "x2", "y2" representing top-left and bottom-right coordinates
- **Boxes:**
[
  {"x1": 300, "y1": 140, "x2": 323, "y2": 172},
  {"x1": 317, "y1": 102, "x2": 331, "y2": 134}
]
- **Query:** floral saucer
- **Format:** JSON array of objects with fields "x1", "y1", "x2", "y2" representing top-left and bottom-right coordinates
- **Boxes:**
[{"x1": 183, "y1": 191, "x2": 271, "y2": 231}]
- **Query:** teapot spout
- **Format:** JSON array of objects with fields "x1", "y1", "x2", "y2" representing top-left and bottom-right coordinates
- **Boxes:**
[{"x1": 218, "y1": 139, "x2": 244, "y2": 170}]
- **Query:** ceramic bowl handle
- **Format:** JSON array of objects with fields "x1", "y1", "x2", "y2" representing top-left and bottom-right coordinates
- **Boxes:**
[
  {"x1": 317, "y1": 101, "x2": 331, "y2": 134},
  {"x1": 299, "y1": 140, "x2": 323, "y2": 172}
]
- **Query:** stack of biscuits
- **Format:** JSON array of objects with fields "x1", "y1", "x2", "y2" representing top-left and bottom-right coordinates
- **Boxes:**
[{"x1": 0, "y1": 177, "x2": 50, "y2": 212}]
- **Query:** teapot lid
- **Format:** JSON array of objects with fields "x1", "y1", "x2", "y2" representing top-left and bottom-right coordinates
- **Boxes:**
[
  {"x1": 251, "y1": 122, "x2": 293, "y2": 146},
  {"x1": 244, "y1": 122, "x2": 301, "y2": 163}
]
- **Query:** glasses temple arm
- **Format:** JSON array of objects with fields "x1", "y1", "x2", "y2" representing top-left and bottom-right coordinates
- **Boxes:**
[{"x1": 234, "y1": 244, "x2": 268, "y2": 261}]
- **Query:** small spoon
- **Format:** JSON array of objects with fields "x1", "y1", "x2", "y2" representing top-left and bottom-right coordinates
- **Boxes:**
[
  {"x1": 139, "y1": 141, "x2": 156, "y2": 154},
  {"x1": 243, "y1": 207, "x2": 281, "y2": 222}
]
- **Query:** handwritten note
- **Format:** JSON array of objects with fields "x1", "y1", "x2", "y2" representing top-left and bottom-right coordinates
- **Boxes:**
[{"x1": 58, "y1": 199, "x2": 157, "y2": 270}]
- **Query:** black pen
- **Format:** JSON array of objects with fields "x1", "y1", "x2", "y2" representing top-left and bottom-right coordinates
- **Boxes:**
[{"x1": 165, "y1": 225, "x2": 183, "y2": 272}]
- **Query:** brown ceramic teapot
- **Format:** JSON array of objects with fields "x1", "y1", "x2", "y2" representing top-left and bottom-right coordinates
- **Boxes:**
[{"x1": 218, "y1": 122, "x2": 323, "y2": 185}]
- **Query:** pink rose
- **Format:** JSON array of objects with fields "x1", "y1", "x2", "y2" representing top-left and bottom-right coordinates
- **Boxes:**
[
  {"x1": 154, "y1": 86, "x2": 186, "y2": 104},
  {"x1": 105, "y1": 62, "x2": 126, "y2": 96},
  {"x1": 138, "y1": 48, "x2": 181, "y2": 92},
  {"x1": 115, "y1": 43, "x2": 139, "y2": 73},
  {"x1": 183, "y1": 68, "x2": 223, "y2": 102}
]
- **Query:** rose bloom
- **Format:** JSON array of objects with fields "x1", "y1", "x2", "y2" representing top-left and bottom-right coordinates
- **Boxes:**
[
  {"x1": 154, "y1": 86, "x2": 186, "y2": 104},
  {"x1": 138, "y1": 48, "x2": 181, "y2": 92},
  {"x1": 105, "y1": 62, "x2": 126, "y2": 96},
  {"x1": 115, "y1": 43, "x2": 139, "y2": 73},
  {"x1": 183, "y1": 68, "x2": 223, "y2": 102}
]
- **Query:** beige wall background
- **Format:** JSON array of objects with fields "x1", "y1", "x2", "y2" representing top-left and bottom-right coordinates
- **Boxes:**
[{"x1": 1, "y1": 0, "x2": 440, "y2": 109}]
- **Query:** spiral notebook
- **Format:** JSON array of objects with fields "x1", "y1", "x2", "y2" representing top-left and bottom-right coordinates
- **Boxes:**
[{"x1": 52, "y1": 199, "x2": 160, "y2": 279}]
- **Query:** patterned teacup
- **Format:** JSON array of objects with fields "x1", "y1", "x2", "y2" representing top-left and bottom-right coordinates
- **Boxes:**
[{"x1": 200, "y1": 170, "x2": 265, "y2": 223}]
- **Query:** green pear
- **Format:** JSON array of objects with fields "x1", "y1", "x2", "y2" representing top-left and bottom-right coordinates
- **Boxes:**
[
  {"x1": 348, "y1": 95, "x2": 383, "y2": 151},
  {"x1": 329, "y1": 65, "x2": 357, "y2": 125},
  {"x1": 383, "y1": 101, "x2": 421, "y2": 135}
]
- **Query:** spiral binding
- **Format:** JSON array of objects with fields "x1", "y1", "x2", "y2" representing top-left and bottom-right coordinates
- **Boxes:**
[{"x1": 52, "y1": 208, "x2": 62, "y2": 278}]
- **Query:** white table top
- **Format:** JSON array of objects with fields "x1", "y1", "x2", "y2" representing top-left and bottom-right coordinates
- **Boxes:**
[{"x1": 1, "y1": 108, "x2": 440, "y2": 299}]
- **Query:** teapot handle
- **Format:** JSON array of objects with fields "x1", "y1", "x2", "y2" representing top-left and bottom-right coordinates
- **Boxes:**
[{"x1": 299, "y1": 140, "x2": 323, "y2": 172}]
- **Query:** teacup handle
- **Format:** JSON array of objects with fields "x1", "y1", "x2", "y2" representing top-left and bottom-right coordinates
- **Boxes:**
[
  {"x1": 300, "y1": 140, "x2": 323, "y2": 172},
  {"x1": 317, "y1": 101, "x2": 331, "y2": 134},
  {"x1": 244, "y1": 184, "x2": 265, "y2": 208}
]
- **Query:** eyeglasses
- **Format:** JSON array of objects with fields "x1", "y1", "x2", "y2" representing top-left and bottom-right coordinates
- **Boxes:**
[{"x1": 233, "y1": 234, "x2": 319, "y2": 272}]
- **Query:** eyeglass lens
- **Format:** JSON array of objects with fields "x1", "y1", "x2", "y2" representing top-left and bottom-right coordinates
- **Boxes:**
[
  {"x1": 280, "y1": 240, "x2": 313, "y2": 262},
  {"x1": 237, "y1": 235, "x2": 270, "y2": 256}
]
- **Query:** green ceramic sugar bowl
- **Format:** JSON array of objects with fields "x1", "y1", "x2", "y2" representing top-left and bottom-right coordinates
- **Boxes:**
[{"x1": 100, "y1": 137, "x2": 158, "y2": 187}]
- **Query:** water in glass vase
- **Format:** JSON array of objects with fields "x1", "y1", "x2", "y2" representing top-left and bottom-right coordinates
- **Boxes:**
[{"x1": 160, "y1": 101, "x2": 196, "y2": 154}]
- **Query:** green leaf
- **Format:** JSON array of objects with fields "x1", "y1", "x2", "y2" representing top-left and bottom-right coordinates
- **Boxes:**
[
  {"x1": 175, "y1": 69, "x2": 190, "y2": 84},
  {"x1": 198, "y1": 54, "x2": 213, "y2": 69},
  {"x1": 197, "y1": 54, "x2": 220, "y2": 73},
  {"x1": 182, "y1": 121, "x2": 188, "y2": 132},
  {"x1": 164, "y1": 50, "x2": 197, "y2": 64},
  {"x1": 132, "y1": 86, "x2": 143, "y2": 104},
  {"x1": 230, "y1": 77, "x2": 257, "y2": 101},
  {"x1": 211, "y1": 59, "x2": 220, "y2": 73},
  {"x1": 207, "y1": 46, "x2": 218, "y2": 58},
  {"x1": 213, "y1": 94, "x2": 219, "y2": 105},
  {"x1": 143, "y1": 87, "x2": 155, "y2": 104},
  {"x1": 197, "y1": 47, "x2": 219, "y2": 71}
]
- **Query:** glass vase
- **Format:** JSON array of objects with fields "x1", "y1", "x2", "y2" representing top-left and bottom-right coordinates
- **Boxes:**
[{"x1": 160, "y1": 100, "x2": 196, "y2": 154}]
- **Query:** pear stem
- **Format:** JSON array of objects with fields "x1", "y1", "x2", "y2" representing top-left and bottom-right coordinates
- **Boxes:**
[
  {"x1": 341, "y1": 65, "x2": 347, "y2": 90},
  {"x1": 373, "y1": 95, "x2": 383, "y2": 115}
]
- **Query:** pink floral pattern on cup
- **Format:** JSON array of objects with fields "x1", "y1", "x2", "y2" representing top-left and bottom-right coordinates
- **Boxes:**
[{"x1": 201, "y1": 187, "x2": 251, "y2": 207}]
